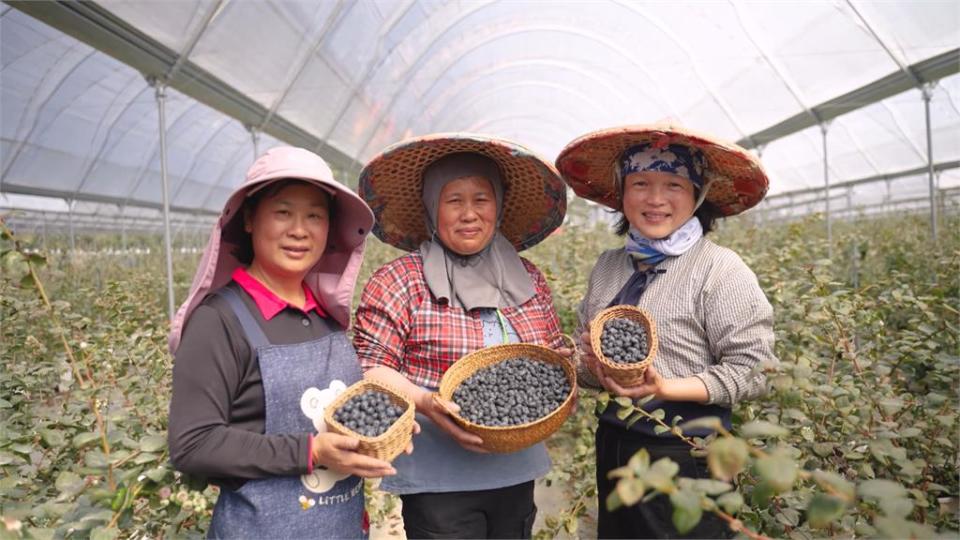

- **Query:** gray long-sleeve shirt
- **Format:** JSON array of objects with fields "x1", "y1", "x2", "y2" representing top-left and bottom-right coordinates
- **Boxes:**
[
  {"x1": 168, "y1": 282, "x2": 337, "y2": 490},
  {"x1": 577, "y1": 238, "x2": 777, "y2": 433}
]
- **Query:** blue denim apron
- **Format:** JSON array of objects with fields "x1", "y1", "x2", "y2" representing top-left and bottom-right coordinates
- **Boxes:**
[{"x1": 208, "y1": 288, "x2": 365, "y2": 539}]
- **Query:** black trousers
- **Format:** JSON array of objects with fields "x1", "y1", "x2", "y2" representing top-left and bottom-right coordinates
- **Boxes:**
[
  {"x1": 595, "y1": 423, "x2": 733, "y2": 539},
  {"x1": 400, "y1": 481, "x2": 537, "y2": 539}
]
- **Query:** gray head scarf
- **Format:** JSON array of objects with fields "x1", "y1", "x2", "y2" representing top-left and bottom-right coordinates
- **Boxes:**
[{"x1": 419, "y1": 152, "x2": 536, "y2": 311}]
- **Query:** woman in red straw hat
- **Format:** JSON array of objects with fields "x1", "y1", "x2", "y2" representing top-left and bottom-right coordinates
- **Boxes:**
[
  {"x1": 354, "y1": 133, "x2": 570, "y2": 539},
  {"x1": 167, "y1": 147, "x2": 412, "y2": 538},
  {"x1": 556, "y1": 125, "x2": 779, "y2": 539}
]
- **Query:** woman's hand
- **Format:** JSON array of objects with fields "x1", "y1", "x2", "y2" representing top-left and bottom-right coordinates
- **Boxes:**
[
  {"x1": 601, "y1": 364, "x2": 665, "y2": 399},
  {"x1": 310, "y1": 432, "x2": 397, "y2": 478},
  {"x1": 417, "y1": 393, "x2": 487, "y2": 453},
  {"x1": 580, "y1": 329, "x2": 664, "y2": 399},
  {"x1": 402, "y1": 420, "x2": 422, "y2": 455}
]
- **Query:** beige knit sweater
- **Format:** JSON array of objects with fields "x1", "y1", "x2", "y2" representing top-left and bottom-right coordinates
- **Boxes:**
[{"x1": 576, "y1": 238, "x2": 777, "y2": 407}]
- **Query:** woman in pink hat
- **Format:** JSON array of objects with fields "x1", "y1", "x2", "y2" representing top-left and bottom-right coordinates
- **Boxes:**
[
  {"x1": 557, "y1": 125, "x2": 779, "y2": 539},
  {"x1": 167, "y1": 147, "x2": 401, "y2": 538}
]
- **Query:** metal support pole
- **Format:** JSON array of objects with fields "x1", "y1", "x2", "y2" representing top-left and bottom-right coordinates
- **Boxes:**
[
  {"x1": 152, "y1": 80, "x2": 177, "y2": 322},
  {"x1": 250, "y1": 127, "x2": 261, "y2": 158},
  {"x1": 820, "y1": 122, "x2": 832, "y2": 259},
  {"x1": 41, "y1": 212, "x2": 47, "y2": 251},
  {"x1": 922, "y1": 83, "x2": 938, "y2": 244},
  {"x1": 120, "y1": 205, "x2": 128, "y2": 252},
  {"x1": 67, "y1": 199, "x2": 76, "y2": 252}
]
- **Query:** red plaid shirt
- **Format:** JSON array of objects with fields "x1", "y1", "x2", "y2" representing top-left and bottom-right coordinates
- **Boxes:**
[{"x1": 354, "y1": 252, "x2": 564, "y2": 389}]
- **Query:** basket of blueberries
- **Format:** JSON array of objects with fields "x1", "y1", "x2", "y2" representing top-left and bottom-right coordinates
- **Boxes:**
[
  {"x1": 436, "y1": 342, "x2": 577, "y2": 453},
  {"x1": 324, "y1": 379, "x2": 415, "y2": 462},
  {"x1": 589, "y1": 305, "x2": 658, "y2": 386}
]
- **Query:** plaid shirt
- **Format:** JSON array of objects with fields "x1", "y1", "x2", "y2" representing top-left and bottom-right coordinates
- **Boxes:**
[{"x1": 354, "y1": 252, "x2": 564, "y2": 389}]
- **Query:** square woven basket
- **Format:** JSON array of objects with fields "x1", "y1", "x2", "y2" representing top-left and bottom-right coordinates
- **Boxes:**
[
  {"x1": 436, "y1": 342, "x2": 577, "y2": 453},
  {"x1": 324, "y1": 379, "x2": 415, "y2": 462},
  {"x1": 589, "y1": 305, "x2": 658, "y2": 386}
]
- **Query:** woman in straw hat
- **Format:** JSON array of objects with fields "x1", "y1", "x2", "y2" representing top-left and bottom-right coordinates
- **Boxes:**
[
  {"x1": 355, "y1": 134, "x2": 570, "y2": 539},
  {"x1": 168, "y1": 147, "x2": 411, "y2": 538},
  {"x1": 556, "y1": 125, "x2": 778, "y2": 539}
]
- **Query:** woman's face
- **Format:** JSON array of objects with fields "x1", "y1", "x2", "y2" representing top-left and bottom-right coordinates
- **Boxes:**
[
  {"x1": 245, "y1": 182, "x2": 331, "y2": 282},
  {"x1": 622, "y1": 171, "x2": 697, "y2": 239},
  {"x1": 436, "y1": 175, "x2": 497, "y2": 256}
]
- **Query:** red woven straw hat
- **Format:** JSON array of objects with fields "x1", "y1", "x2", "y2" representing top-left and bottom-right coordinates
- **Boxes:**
[
  {"x1": 555, "y1": 124, "x2": 769, "y2": 216},
  {"x1": 359, "y1": 133, "x2": 567, "y2": 252}
]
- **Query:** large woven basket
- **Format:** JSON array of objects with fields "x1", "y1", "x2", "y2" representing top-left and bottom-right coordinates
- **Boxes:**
[
  {"x1": 437, "y1": 343, "x2": 577, "y2": 453},
  {"x1": 324, "y1": 379, "x2": 415, "y2": 462},
  {"x1": 589, "y1": 305, "x2": 658, "y2": 386}
]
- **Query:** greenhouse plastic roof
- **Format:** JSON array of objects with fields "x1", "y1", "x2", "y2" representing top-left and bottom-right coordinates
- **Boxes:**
[{"x1": 2, "y1": 0, "x2": 959, "y2": 220}]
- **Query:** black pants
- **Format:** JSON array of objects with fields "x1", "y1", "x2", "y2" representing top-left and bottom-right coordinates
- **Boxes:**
[
  {"x1": 400, "y1": 481, "x2": 537, "y2": 539},
  {"x1": 595, "y1": 423, "x2": 733, "y2": 539}
]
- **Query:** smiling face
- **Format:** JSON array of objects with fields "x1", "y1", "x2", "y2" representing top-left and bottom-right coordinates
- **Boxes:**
[
  {"x1": 435, "y1": 175, "x2": 498, "y2": 256},
  {"x1": 245, "y1": 181, "x2": 331, "y2": 284},
  {"x1": 621, "y1": 170, "x2": 697, "y2": 239}
]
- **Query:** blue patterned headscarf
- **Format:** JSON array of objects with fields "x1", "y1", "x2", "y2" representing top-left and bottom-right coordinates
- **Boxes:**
[
  {"x1": 617, "y1": 142, "x2": 709, "y2": 268},
  {"x1": 618, "y1": 143, "x2": 707, "y2": 191}
]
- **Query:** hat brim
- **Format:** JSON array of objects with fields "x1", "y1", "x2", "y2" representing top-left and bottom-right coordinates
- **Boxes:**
[
  {"x1": 556, "y1": 124, "x2": 769, "y2": 216},
  {"x1": 359, "y1": 133, "x2": 567, "y2": 252}
]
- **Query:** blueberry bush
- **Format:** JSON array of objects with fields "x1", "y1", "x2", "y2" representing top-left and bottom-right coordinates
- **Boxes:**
[{"x1": 1, "y1": 208, "x2": 957, "y2": 539}]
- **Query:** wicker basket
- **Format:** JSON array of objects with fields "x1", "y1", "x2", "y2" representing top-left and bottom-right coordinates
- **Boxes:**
[
  {"x1": 324, "y1": 379, "x2": 415, "y2": 462},
  {"x1": 436, "y1": 343, "x2": 577, "y2": 453},
  {"x1": 589, "y1": 305, "x2": 658, "y2": 386}
]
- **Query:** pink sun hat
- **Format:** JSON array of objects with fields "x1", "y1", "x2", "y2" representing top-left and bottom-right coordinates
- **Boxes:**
[{"x1": 168, "y1": 146, "x2": 374, "y2": 354}]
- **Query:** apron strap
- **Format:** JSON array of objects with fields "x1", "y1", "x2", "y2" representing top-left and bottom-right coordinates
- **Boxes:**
[{"x1": 217, "y1": 286, "x2": 271, "y2": 350}]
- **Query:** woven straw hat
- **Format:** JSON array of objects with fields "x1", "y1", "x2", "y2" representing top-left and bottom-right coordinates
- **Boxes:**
[
  {"x1": 555, "y1": 124, "x2": 769, "y2": 216},
  {"x1": 359, "y1": 133, "x2": 567, "y2": 252}
]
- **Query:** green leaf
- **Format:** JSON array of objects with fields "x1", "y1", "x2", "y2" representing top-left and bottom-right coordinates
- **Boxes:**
[
  {"x1": 627, "y1": 448, "x2": 650, "y2": 474},
  {"x1": 605, "y1": 490, "x2": 623, "y2": 512},
  {"x1": 144, "y1": 466, "x2": 169, "y2": 483},
  {"x1": 643, "y1": 457, "x2": 679, "y2": 492},
  {"x1": 625, "y1": 411, "x2": 644, "y2": 429},
  {"x1": 41, "y1": 429, "x2": 65, "y2": 447},
  {"x1": 653, "y1": 424, "x2": 670, "y2": 435},
  {"x1": 716, "y1": 491, "x2": 743, "y2": 514},
  {"x1": 812, "y1": 470, "x2": 855, "y2": 501},
  {"x1": 898, "y1": 427, "x2": 922, "y2": 438},
  {"x1": 754, "y1": 453, "x2": 797, "y2": 493},
  {"x1": 879, "y1": 496, "x2": 914, "y2": 519},
  {"x1": 615, "y1": 396, "x2": 633, "y2": 408},
  {"x1": 650, "y1": 408, "x2": 665, "y2": 421},
  {"x1": 739, "y1": 420, "x2": 788, "y2": 438},
  {"x1": 139, "y1": 435, "x2": 166, "y2": 453},
  {"x1": 858, "y1": 479, "x2": 908, "y2": 500},
  {"x1": 690, "y1": 479, "x2": 732, "y2": 496},
  {"x1": 596, "y1": 392, "x2": 611, "y2": 413},
  {"x1": 670, "y1": 488, "x2": 703, "y2": 534},
  {"x1": 706, "y1": 437, "x2": 749, "y2": 481},
  {"x1": 751, "y1": 480, "x2": 775, "y2": 508},
  {"x1": 807, "y1": 493, "x2": 848, "y2": 529},
  {"x1": 73, "y1": 432, "x2": 101, "y2": 449},
  {"x1": 133, "y1": 452, "x2": 160, "y2": 464},
  {"x1": 90, "y1": 526, "x2": 119, "y2": 540},
  {"x1": 615, "y1": 478, "x2": 645, "y2": 507},
  {"x1": 19, "y1": 273, "x2": 35, "y2": 289},
  {"x1": 616, "y1": 406, "x2": 633, "y2": 420},
  {"x1": 678, "y1": 416, "x2": 723, "y2": 433},
  {"x1": 0, "y1": 398, "x2": 12, "y2": 408},
  {"x1": 55, "y1": 470, "x2": 83, "y2": 494}
]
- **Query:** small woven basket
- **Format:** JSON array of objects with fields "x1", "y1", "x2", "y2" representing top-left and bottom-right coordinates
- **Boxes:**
[
  {"x1": 589, "y1": 305, "x2": 658, "y2": 386},
  {"x1": 324, "y1": 379, "x2": 415, "y2": 462},
  {"x1": 437, "y1": 342, "x2": 577, "y2": 453}
]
